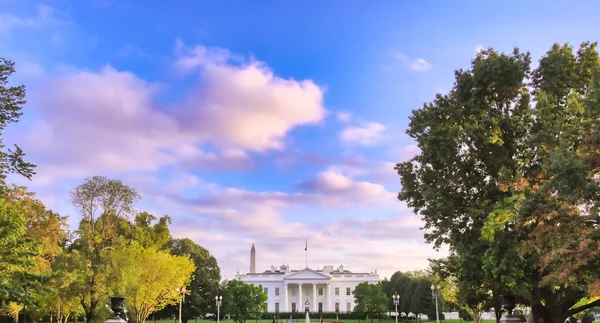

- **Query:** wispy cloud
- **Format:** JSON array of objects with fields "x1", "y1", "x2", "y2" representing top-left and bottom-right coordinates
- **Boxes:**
[
  {"x1": 336, "y1": 111, "x2": 352, "y2": 123},
  {"x1": 339, "y1": 122, "x2": 386, "y2": 146},
  {"x1": 0, "y1": 4, "x2": 60, "y2": 31},
  {"x1": 390, "y1": 52, "x2": 432, "y2": 71}
]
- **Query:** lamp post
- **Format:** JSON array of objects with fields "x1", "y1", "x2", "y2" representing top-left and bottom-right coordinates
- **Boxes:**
[
  {"x1": 215, "y1": 295, "x2": 222, "y2": 323},
  {"x1": 430, "y1": 285, "x2": 440, "y2": 323},
  {"x1": 392, "y1": 292, "x2": 400, "y2": 323}
]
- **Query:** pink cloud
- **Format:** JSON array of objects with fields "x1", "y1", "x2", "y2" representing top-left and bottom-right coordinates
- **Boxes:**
[
  {"x1": 298, "y1": 170, "x2": 396, "y2": 204},
  {"x1": 18, "y1": 42, "x2": 327, "y2": 182}
]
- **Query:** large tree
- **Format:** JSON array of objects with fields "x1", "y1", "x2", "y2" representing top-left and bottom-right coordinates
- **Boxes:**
[
  {"x1": 65, "y1": 176, "x2": 140, "y2": 323},
  {"x1": 167, "y1": 238, "x2": 221, "y2": 323},
  {"x1": 352, "y1": 282, "x2": 388, "y2": 323},
  {"x1": 396, "y1": 42, "x2": 600, "y2": 323}
]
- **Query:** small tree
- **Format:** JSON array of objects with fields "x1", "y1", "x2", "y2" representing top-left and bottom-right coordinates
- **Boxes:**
[
  {"x1": 352, "y1": 282, "x2": 388, "y2": 323},
  {"x1": 112, "y1": 241, "x2": 196, "y2": 323},
  {"x1": 222, "y1": 280, "x2": 267, "y2": 323}
]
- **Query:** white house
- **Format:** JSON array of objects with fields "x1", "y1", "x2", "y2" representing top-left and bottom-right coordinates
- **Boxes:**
[{"x1": 234, "y1": 244, "x2": 380, "y2": 313}]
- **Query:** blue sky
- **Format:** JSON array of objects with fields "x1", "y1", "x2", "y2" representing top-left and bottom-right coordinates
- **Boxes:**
[{"x1": 2, "y1": 0, "x2": 600, "y2": 279}]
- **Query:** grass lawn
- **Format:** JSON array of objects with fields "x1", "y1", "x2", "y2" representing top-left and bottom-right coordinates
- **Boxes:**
[{"x1": 145, "y1": 319, "x2": 497, "y2": 323}]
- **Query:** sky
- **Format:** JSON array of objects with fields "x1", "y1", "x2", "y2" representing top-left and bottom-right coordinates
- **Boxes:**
[{"x1": 2, "y1": 0, "x2": 600, "y2": 280}]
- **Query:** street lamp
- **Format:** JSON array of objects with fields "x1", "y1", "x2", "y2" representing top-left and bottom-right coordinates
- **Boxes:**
[
  {"x1": 215, "y1": 295, "x2": 223, "y2": 323},
  {"x1": 430, "y1": 285, "x2": 440, "y2": 323},
  {"x1": 392, "y1": 292, "x2": 400, "y2": 323}
]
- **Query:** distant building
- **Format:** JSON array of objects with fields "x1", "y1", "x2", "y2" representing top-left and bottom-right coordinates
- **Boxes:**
[{"x1": 234, "y1": 244, "x2": 379, "y2": 313}]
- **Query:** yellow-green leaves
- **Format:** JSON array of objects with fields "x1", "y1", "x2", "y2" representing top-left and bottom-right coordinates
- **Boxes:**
[{"x1": 112, "y1": 241, "x2": 195, "y2": 323}]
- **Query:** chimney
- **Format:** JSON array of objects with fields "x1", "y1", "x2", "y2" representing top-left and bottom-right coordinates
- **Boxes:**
[{"x1": 250, "y1": 244, "x2": 256, "y2": 274}]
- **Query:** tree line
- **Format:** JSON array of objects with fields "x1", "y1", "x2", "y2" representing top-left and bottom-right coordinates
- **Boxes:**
[
  {"x1": 397, "y1": 41, "x2": 600, "y2": 323},
  {"x1": 0, "y1": 58, "x2": 222, "y2": 323}
]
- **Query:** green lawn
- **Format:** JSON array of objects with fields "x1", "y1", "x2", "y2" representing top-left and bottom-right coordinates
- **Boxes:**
[{"x1": 146, "y1": 319, "x2": 497, "y2": 323}]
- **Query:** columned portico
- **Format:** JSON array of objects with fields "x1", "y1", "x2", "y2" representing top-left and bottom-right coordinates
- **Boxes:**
[{"x1": 282, "y1": 268, "x2": 332, "y2": 313}]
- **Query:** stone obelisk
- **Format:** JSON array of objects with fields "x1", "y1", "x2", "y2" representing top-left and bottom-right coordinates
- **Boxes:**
[{"x1": 250, "y1": 243, "x2": 256, "y2": 274}]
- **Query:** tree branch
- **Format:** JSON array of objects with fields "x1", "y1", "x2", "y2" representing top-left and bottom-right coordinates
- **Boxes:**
[{"x1": 566, "y1": 298, "x2": 600, "y2": 317}]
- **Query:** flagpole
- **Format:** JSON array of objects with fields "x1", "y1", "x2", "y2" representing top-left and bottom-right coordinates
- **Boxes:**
[{"x1": 305, "y1": 239, "x2": 308, "y2": 268}]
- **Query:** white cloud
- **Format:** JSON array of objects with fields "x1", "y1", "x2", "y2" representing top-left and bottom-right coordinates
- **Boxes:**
[
  {"x1": 475, "y1": 44, "x2": 484, "y2": 53},
  {"x1": 17, "y1": 41, "x2": 327, "y2": 181},
  {"x1": 391, "y1": 52, "x2": 432, "y2": 71},
  {"x1": 339, "y1": 122, "x2": 386, "y2": 145}
]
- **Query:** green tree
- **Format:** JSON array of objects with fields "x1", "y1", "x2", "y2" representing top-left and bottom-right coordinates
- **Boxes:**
[
  {"x1": 222, "y1": 280, "x2": 267, "y2": 323},
  {"x1": 112, "y1": 241, "x2": 195, "y2": 323},
  {"x1": 0, "y1": 58, "x2": 35, "y2": 183},
  {"x1": 399, "y1": 280, "x2": 415, "y2": 315},
  {"x1": 167, "y1": 238, "x2": 221, "y2": 323},
  {"x1": 66, "y1": 176, "x2": 140, "y2": 323},
  {"x1": 0, "y1": 199, "x2": 40, "y2": 303},
  {"x1": 396, "y1": 42, "x2": 600, "y2": 323},
  {"x1": 352, "y1": 282, "x2": 388, "y2": 323}
]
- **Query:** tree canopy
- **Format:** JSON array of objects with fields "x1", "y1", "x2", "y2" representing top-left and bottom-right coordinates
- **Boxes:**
[
  {"x1": 167, "y1": 238, "x2": 221, "y2": 323},
  {"x1": 396, "y1": 41, "x2": 600, "y2": 323},
  {"x1": 222, "y1": 280, "x2": 267, "y2": 323},
  {"x1": 352, "y1": 282, "x2": 388, "y2": 323}
]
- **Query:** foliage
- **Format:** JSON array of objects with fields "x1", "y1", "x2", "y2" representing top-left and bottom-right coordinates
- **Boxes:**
[
  {"x1": 0, "y1": 58, "x2": 35, "y2": 182},
  {"x1": 0, "y1": 198, "x2": 41, "y2": 303},
  {"x1": 396, "y1": 41, "x2": 600, "y2": 323},
  {"x1": 0, "y1": 302, "x2": 23, "y2": 323},
  {"x1": 65, "y1": 176, "x2": 141, "y2": 323},
  {"x1": 134, "y1": 212, "x2": 172, "y2": 249},
  {"x1": 352, "y1": 282, "x2": 388, "y2": 323},
  {"x1": 382, "y1": 271, "x2": 442, "y2": 317},
  {"x1": 112, "y1": 241, "x2": 195, "y2": 323},
  {"x1": 222, "y1": 280, "x2": 267, "y2": 323},
  {"x1": 167, "y1": 238, "x2": 221, "y2": 323}
]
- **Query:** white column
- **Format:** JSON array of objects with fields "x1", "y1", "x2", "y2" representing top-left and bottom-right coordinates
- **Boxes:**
[
  {"x1": 284, "y1": 283, "x2": 289, "y2": 312},
  {"x1": 298, "y1": 283, "x2": 303, "y2": 312},
  {"x1": 327, "y1": 283, "x2": 332, "y2": 312},
  {"x1": 312, "y1": 283, "x2": 317, "y2": 312}
]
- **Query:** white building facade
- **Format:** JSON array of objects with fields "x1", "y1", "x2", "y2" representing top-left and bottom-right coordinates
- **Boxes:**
[{"x1": 234, "y1": 245, "x2": 379, "y2": 313}]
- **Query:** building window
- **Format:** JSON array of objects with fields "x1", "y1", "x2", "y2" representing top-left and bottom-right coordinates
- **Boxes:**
[
  {"x1": 291, "y1": 289, "x2": 296, "y2": 296},
  {"x1": 318, "y1": 303, "x2": 323, "y2": 313},
  {"x1": 335, "y1": 303, "x2": 340, "y2": 313},
  {"x1": 275, "y1": 303, "x2": 280, "y2": 312},
  {"x1": 292, "y1": 303, "x2": 296, "y2": 312},
  {"x1": 264, "y1": 287, "x2": 268, "y2": 295},
  {"x1": 275, "y1": 287, "x2": 280, "y2": 296},
  {"x1": 263, "y1": 303, "x2": 268, "y2": 312},
  {"x1": 346, "y1": 287, "x2": 351, "y2": 296},
  {"x1": 318, "y1": 288, "x2": 323, "y2": 296},
  {"x1": 335, "y1": 287, "x2": 339, "y2": 296},
  {"x1": 346, "y1": 303, "x2": 351, "y2": 313}
]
